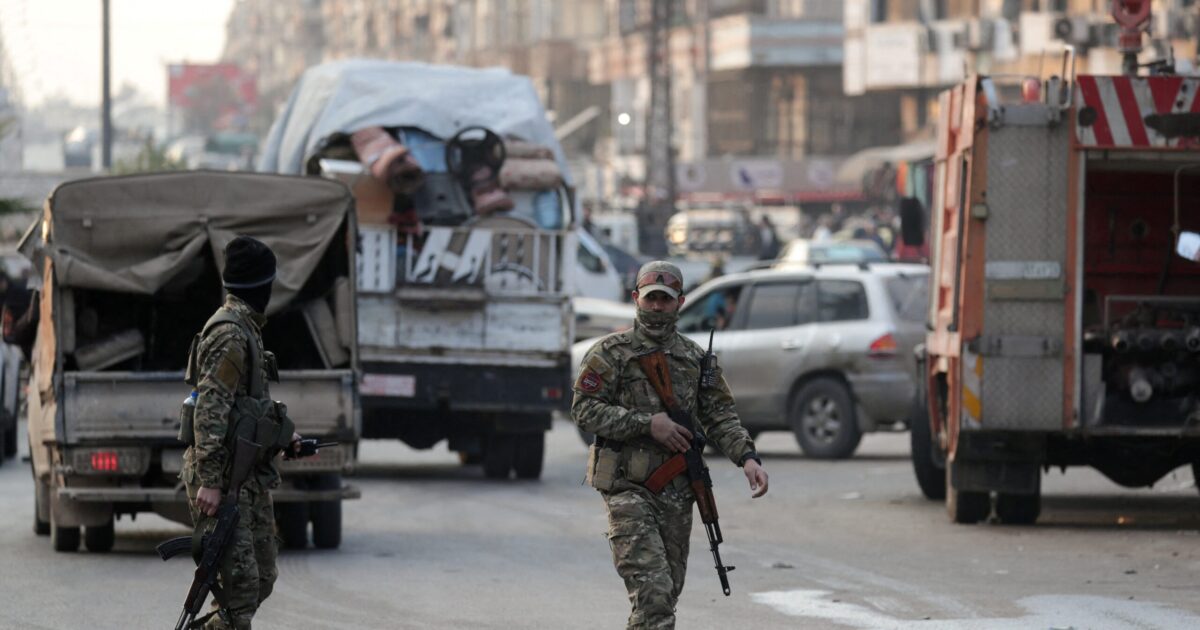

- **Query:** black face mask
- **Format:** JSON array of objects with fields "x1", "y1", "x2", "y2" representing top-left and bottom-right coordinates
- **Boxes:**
[{"x1": 229, "y1": 284, "x2": 272, "y2": 315}]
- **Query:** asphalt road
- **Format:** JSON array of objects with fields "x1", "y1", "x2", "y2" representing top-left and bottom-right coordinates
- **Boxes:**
[{"x1": 2, "y1": 419, "x2": 1200, "y2": 629}]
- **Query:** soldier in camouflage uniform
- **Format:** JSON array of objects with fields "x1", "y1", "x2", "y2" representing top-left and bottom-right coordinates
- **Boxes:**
[
  {"x1": 181, "y1": 236, "x2": 300, "y2": 630},
  {"x1": 573, "y1": 261, "x2": 769, "y2": 630}
]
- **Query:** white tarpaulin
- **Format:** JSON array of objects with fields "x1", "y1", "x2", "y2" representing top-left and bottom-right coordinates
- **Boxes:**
[{"x1": 258, "y1": 59, "x2": 570, "y2": 184}]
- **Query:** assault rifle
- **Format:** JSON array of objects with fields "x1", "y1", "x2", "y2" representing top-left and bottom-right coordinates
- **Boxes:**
[
  {"x1": 158, "y1": 436, "x2": 261, "y2": 630},
  {"x1": 637, "y1": 330, "x2": 735, "y2": 596}
]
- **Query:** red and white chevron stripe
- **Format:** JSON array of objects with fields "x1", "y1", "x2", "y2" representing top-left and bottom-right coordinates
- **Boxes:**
[{"x1": 1075, "y1": 75, "x2": 1200, "y2": 148}]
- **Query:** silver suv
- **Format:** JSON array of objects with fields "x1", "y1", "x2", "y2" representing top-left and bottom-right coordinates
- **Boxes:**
[{"x1": 676, "y1": 264, "x2": 929, "y2": 458}]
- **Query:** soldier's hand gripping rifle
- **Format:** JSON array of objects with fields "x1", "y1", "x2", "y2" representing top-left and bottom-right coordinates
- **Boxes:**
[
  {"x1": 637, "y1": 331, "x2": 735, "y2": 596},
  {"x1": 157, "y1": 436, "x2": 261, "y2": 630}
]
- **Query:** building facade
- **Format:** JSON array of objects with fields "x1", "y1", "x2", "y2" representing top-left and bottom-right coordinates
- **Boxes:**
[{"x1": 844, "y1": 0, "x2": 1200, "y2": 139}]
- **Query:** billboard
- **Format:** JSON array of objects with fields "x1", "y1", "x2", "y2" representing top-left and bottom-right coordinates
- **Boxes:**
[{"x1": 167, "y1": 63, "x2": 257, "y2": 132}]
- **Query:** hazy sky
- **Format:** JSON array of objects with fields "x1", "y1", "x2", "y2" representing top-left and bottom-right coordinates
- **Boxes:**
[{"x1": 1, "y1": 0, "x2": 236, "y2": 107}]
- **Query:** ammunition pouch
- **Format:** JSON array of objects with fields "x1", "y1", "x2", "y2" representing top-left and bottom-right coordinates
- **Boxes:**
[{"x1": 586, "y1": 444, "x2": 620, "y2": 491}]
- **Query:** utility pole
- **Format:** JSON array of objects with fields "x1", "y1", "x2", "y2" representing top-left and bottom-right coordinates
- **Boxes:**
[
  {"x1": 641, "y1": 0, "x2": 675, "y2": 256},
  {"x1": 101, "y1": 0, "x2": 113, "y2": 170}
]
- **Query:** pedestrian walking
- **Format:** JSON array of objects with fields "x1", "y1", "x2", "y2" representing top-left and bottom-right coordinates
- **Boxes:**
[{"x1": 573, "y1": 261, "x2": 769, "y2": 629}]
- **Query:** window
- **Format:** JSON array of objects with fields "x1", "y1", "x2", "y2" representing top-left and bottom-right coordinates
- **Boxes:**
[
  {"x1": 577, "y1": 243, "x2": 604, "y2": 274},
  {"x1": 743, "y1": 282, "x2": 816, "y2": 330},
  {"x1": 884, "y1": 275, "x2": 929, "y2": 323},
  {"x1": 679, "y1": 285, "x2": 744, "y2": 333},
  {"x1": 818, "y1": 280, "x2": 869, "y2": 322}
]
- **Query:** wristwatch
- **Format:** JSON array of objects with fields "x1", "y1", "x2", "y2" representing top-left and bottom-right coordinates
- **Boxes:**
[{"x1": 737, "y1": 451, "x2": 762, "y2": 467}]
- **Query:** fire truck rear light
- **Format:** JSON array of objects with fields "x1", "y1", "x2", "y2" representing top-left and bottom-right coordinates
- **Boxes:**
[
  {"x1": 868, "y1": 333, "x2": 898, "y2": 358},
  {"x1": 91, "y1": 451, "x2": 119, "y2": 472}
]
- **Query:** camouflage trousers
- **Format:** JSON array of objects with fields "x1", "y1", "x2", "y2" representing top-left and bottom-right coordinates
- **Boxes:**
[
  {"x1": 185, "y1": 479, "x2": 278, "y2": 630},
  {"x1": 602, "y1": 480, "x2": 694, "y2": 630}
]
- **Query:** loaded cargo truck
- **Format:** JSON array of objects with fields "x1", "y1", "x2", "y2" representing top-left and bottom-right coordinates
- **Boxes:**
[{"x1": 24, "y1": 171, "x2": 360, "y2": 552}]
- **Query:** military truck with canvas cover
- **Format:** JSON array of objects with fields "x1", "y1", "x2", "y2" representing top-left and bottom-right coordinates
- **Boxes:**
[
  {"x1": 911, "y1": 64, "x2": 1200, "y2": 525},
  {"x1": 261, "y1": 61, "x2": 580, "y2": 479},
  {"x1": 24, "y1": 171, "x2": 360, "y2": 552}
]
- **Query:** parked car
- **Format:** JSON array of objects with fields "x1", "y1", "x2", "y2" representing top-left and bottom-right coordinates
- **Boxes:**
[
  {"x1": 572, "y1": 263, "x2": 930, "y2": 458},
  {"x1": 775, "y1": 239, "x2": 888, "y2": 267},
  {"x1": 573, "y1": 297, "x2": 634, "y2": 341}
]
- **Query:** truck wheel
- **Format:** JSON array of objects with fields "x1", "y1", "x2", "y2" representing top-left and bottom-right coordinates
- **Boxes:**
[
  {"x1": 276, "y1": 502, "x2": 310, "y2": 550},
  {"x1": 995, "y1": 475, "x2": 1041, "y2": 525},
  {"x1": 995, "y1": 492, "x2": 1041, "y2": 525},
  {"x1": 910, "y1": 395, "x2": 945, "y2": 500},
  {"x1": 51, "y1": 508, "x2": 80, "y2": 552},
  {"x1": 513, "y1": 433, "x2": 544, "y2": 480},
  {"x1": 33, "y1": 478, "x2": 50, "y2": 536},
  {"x1": 310, "y1": 474, "x2": 342, "y2": 550},
  {"x1": 483, "y1": 435, "x2": 515, "y2": 480},
  {"x1": 790, "y1": 378, "x2": 862, "y2": 459},
  {"x1": 945, "y1": 468, "x2": 990, "y2": 524},
  {"x1": 84, "y1": 517, "x2": 115, "y2": 553}
]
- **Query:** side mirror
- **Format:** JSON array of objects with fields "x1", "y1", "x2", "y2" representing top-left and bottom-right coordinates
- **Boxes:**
[{"x1": 1177, "y1": 231, "x2": 1200, "y2": 261}]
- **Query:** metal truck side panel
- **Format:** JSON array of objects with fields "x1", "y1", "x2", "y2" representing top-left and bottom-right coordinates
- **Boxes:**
[{"x1": 975, "y1": 117, "x2": 1071, "y2": 431}]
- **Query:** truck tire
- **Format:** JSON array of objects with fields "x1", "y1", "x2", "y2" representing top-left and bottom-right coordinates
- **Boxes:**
[
  {"x1": 33, "y1": 478, "x2": 50, "y2": 536},
  {"x1": 995, "y1": 475, "x2": 1041, "y2": 525},
  {"x1": 513, "y1": 433, "x2": 545, "y2": 480},
  {"x1": 51, "y1": 509, "x2": 80, "y2": 552},
  {"x1": 310, "y1": 474, "x2": 342, "y2": 550},
  {"x1": 946, "y1": 468, "x2": 990, "y2": 524},
  {"x1": 910, "y1": 395, "x2": 945, "y2": 501},
  {"x1": 483, "y1": 435, "x2": 516, "y2": 480},
  {"x1": 790, "y1": 378, "x2": 862, "y2": 459},
  {"x1": 84, "y1": 517, "x2": 115, "y2": 553},
  {"x1": 276, "y1": 502, "x2": 309, "y2": 550}
]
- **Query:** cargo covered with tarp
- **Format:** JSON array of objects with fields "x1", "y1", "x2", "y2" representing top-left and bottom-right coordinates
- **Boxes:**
[{"x1": 23, "y1": 171, "x2": 360, "y2": 542}]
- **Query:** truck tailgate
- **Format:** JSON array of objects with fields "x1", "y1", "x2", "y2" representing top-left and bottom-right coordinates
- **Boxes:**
[{"x1": 62, "y1": 370, "x2": 355, "y2": 443}]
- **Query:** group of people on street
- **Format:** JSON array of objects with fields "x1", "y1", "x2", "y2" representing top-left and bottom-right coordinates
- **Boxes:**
[{"x1": 184, "y1": 242, "x2": 767, "y2": 629}]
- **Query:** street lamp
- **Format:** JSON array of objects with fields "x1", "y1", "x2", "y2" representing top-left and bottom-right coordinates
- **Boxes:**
[{"x1": 617, "y1": 112, "x2": 631, "y2": 126}]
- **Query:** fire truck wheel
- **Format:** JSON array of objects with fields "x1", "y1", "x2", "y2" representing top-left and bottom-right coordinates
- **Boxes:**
[
  {"x1": 995, "y1": 492, "x2": 1041, "y2": 525},
  {"x1": 84, "y1": 517, "x2": 115, "y2": 553},
  {"x1": 946, "y1": 470, "x2": 990, "y2": 524},
  {"x1": 483, "y1": 435, "x2": 516, "y2": 480},
  {"x1": 910, "y1": 396, "x2": 945, "y2": 501},
  {"x1": 790, "y1": 378, "x2": 862, "y2": 459}
]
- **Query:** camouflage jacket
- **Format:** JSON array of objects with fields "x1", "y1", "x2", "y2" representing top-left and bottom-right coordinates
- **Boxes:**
[
  {"x1": 571, "y1": 326, "x2": 756, "y2": 467},
  {"x1": 184, "y1": 294, "x2": 274, "y2": 490}
]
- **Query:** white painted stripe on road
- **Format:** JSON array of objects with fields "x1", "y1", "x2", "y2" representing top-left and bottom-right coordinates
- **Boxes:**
[{"x1": 752, "y1": 590, "x2": 1200, "y2": 629}]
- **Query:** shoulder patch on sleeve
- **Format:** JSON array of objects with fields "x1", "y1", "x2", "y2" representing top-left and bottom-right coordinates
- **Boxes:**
[{"x1": 578, "y1": 370, "x2": 603, "y2": 393}]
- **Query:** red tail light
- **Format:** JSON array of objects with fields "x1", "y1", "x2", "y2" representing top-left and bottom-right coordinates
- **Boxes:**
[
  {"x1": 868, "y1": 333, "x2": 898, "y2": 358},
  {"x1": 91, "y1": 451, "x2": 120, "y2": 472}
]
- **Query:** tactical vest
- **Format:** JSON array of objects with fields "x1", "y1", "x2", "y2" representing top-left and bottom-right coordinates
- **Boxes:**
[{"x1": 177, "y1": 308, "x2": 295, "y2": 470}]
